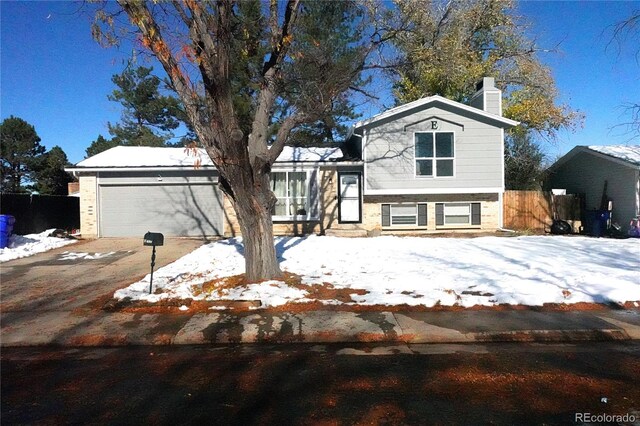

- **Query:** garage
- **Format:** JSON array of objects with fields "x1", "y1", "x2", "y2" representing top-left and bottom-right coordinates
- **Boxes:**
[
  {"x1": 98, "y1": 171, "x2": 223, "y2": 237},
  {"x1": 66, "y1": 146, "x2": 225, "y2": 238}
]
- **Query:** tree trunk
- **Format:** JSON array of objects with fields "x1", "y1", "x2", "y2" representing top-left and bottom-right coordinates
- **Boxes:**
[
  {"x1": 225, "y1": 169, "x2": 283, "y2": 282},
  {"x1": 236, "y1": 201, "x2": 282, "y2": 282}
]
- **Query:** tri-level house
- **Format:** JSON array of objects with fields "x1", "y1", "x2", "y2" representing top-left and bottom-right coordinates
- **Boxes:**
[{"x1": 67, "y1": 77, "x2": 518, "y2": 238}]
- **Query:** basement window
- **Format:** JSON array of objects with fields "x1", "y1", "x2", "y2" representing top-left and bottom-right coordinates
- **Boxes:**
[
  {"x1": 435, "y1": 202, "x2": 481, "y2": 227},
  {"x1": 381, "y1": 204, "x2": 427, "y2": 227}
]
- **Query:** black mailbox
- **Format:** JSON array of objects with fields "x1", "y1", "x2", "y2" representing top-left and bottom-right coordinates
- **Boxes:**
[{"x1": 143, "y1": 232, "x2": 164, "y2": 246}]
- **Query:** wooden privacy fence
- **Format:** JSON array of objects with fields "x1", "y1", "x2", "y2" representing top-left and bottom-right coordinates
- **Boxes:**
[{"x1": 503, "y1": 190, "x2": 583, "y2": 232}]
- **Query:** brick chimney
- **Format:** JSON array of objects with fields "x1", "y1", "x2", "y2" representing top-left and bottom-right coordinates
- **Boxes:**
[
  {"x1": 470, "y1": 77, "x2": 502, "y2": 116},
  {"x1": 67, "y1": 181, "x2": 80, "y2": 196}
]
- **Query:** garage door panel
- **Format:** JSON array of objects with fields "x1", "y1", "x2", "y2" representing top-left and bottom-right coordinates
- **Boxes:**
[{"x1": 99, "y1": 184, "x2": 223, "y2": 237}]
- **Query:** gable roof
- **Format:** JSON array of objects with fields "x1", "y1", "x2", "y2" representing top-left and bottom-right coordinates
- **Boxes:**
[
  {"x1": 549, "y1": 145, "x2": 640, "y2": 172},
  {"x1": 67, "y1": 146, "x2": 345, "y2": 171},
  {"x1": 354, "y1": 95, "x2": 519, "y2": 129}
]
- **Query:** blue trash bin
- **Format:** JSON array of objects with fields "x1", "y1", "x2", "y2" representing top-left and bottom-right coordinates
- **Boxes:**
[
  {"x1": 0, "y1": 215, "x2": 16, "y2": 249},
  {"x1": 585, "y1": 210, "x2": 599, "y2": 236},
  {"x1": 586, "y1": 210, "x2": 611, "y2": 237}
]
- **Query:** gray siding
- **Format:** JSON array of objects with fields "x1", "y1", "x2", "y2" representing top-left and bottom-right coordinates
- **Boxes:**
[
  {"x1": 98, "y1": 170, "x2": 223, "y2": 237},
  {"x1": 547, "y1": 152, "x2": 639, "y2": 232},
  {"x1": 363, "y1": 104, "x2": 503, "y2": 193},
  {"x1": 484, "y1": 91, "x2": 501, "y2": 116}
]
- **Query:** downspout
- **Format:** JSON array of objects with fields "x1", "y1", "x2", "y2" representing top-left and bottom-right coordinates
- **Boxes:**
[{"x1": 498, "y1": 126, "x2": 516, "y2": 234}]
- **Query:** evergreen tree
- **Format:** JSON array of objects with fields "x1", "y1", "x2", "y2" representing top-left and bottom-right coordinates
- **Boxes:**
[
  {"x1": 107, "y1": 65, "x2": 184, "y2": 147},
  {"x1": 33, "y1": 146, "x2": 73, "y2": 195},
  {"x1": 0, "y1": 116, "x2": 45, "y2": 193},
  {"x1": 85, "y1": 135, "x2": 119, "y2": 158}
]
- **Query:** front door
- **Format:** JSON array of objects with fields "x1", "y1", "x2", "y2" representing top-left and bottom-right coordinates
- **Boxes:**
[{"x1": 338, "y1": 172, "x2": 362, "y2": 223}]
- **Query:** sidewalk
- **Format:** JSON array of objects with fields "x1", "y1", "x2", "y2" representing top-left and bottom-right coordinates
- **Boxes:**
[{"x1": 2, "y1": 307, "x2": 639, "y2": 347}]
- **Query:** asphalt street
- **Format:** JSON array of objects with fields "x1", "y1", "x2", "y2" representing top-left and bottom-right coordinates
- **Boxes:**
[{"x1": 2, "y1": 342, "x2": 639, "y2": 425}]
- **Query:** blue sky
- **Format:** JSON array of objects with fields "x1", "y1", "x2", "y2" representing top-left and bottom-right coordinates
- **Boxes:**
[{"x1": 1, "y1": 1, "x2": 638, "y2": 165}]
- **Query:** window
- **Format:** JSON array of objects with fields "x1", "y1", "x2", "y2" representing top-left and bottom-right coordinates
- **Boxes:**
[
  {"x1": 381, "y1": 204, "x2": 427, "y2": 227},
  {"x1": 415, "y1": 132, "x2": 455, "y2": 177},
  {"x1": 435, "y1": 202, "x2": 481, "y2": 227},
  {"x1": 271, "y1": 171, "x2": 309, "y2": 218}
]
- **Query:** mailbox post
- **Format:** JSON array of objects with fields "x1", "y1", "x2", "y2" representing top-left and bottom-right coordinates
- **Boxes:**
[{"x1": 143, "y1": 232, "x2": 164, "y2": 294}]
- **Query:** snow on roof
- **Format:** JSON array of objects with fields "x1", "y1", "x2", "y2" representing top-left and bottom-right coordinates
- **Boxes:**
[
  {"x1": 73, "y1": 145, "x2": 343, "y2": 169},
  {"x1": 276, "y1": 146, "x2": 343, "y2": 162},
  {"x1": 76, "y1": 147, "x2": 212, "y2": 168},
  {"x1": 588, "y1": 145, "x2": 640, "y2": 166}
]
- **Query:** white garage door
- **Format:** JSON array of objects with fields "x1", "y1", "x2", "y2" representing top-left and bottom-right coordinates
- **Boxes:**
[{"x1": 99, "y1": 183, "x2": 224, "y2": 237}]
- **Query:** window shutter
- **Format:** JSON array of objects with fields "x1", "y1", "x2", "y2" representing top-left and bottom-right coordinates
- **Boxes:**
[
  {"x1": 418, "y1": 204, "x2": 427, "y2": 226},
  {"x1": 309, "y1": 170, "x2": 319, "y2": 218},
  {"x1": 381, "y1": 204, "x2": 390, "y2": 226},
  {"x1": 471, "y1": 202, "x2": 481, "y2": 225},
  {"x1": 435, "y1": 203, "x2": 444, "y2": 226}
]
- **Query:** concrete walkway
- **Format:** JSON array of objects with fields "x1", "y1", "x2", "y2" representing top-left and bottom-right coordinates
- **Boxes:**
[
  {"x1": 2, "y1": 238, "x2": 639, "y2": 347},
  {"x1": 2, "y1": 307, "x2": 639, "y2": 347}
]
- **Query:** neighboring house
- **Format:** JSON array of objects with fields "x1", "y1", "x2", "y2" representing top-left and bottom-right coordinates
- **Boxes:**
[
  {"x1": 67, "y1": 77, "x2": 519, "y2": 238},
  {"x1": 546, "y1": 145, "x2": 640, "y2": 233}
]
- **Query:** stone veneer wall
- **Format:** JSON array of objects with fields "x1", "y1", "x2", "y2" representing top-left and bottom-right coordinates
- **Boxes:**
[
  {"x1": 79, "y1": 175, "x2": 98, "y2": 237},
  {"x1": 360, "y1": 193, "x2": 500, "y2": 233},
  {"x1": 222, "y1": 168, "x2": 501, "y2": 236}
]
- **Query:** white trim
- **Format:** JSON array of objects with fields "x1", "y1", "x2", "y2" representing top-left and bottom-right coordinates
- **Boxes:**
[
  {"x1": 96, "y1": 175, "x2": 102, "y2": 238},
  {"x1": 67, "y1": 161, "x2": 363, "y2": 174},
  {"x1": 66, "y1": 166, "x2": 217, "y2": 173},
  {"x1": 354, "y1": 95, "x2": 519, "y2": 129},
  {"x1": 500, "y1": 127, "x2": 505, "y2": 189},
  {"x1": 364, "y1": 187, "x2": 503, "y2": 195},
  {"x1": 499, "y1": 127, "x2": 505, "y2": 229},
  {"x1": 270, "y1": 170, "x2": 317, "y2": 221},
  {"x1": 363, "y1": 129, "x2": 368, "y2": 196}
]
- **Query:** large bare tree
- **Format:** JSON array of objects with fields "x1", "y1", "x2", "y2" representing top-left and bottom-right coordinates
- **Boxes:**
[
  {"x1": 92, "y1": 0, "x2": 376, "y2": 281},
  {"x1": 610, "y1": 9, "x2": 640, "y2": 137}
]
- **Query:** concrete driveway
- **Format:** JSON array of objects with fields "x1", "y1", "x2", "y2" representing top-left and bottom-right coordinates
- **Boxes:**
[{"x1": 0, "y1": 238, "x2": 206, "y2": 313}]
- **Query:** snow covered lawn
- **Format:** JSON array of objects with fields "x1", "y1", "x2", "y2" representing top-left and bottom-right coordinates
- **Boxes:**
[
  {"x1": 0, "y1": 229, "x2": 77, "y2": 262},
  {"x1": 114, "y1": 235, "x2": 640, "y2": 309}
]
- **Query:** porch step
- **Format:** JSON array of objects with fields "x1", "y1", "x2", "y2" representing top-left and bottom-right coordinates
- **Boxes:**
[{"x1": 324, "y1": 228, "x2": 368, "y2": 238}]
